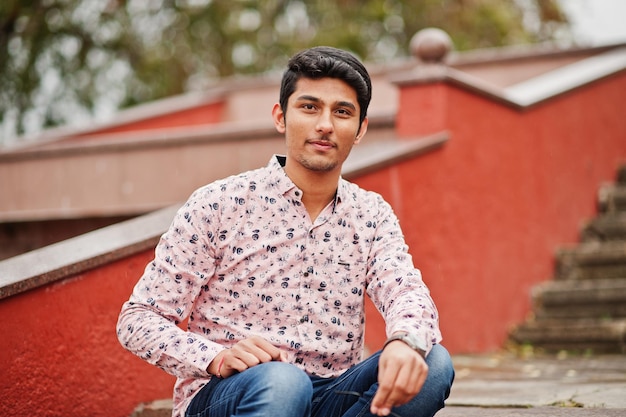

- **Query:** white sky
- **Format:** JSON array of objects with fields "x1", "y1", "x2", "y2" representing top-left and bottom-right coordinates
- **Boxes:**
[{"x1": 558, "y1": 0, "x2": 626, "y2": 44}]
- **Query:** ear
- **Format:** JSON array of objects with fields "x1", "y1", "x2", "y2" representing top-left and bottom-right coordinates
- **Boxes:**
[
  {"x1": 354, "y1": 117, "x2": 368, "y2": 145},
  {"x1": 272, "y1": 103, "x2": 286, "y2": 134}
]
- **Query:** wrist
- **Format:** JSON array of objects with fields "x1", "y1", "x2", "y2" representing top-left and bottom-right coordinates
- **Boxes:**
[
  {"x1": 215, "y1": 355, "x2": 226, "y2": 378},
  {"x1": 383, "y1": 332, "x2": 427, "y2": 359},
  {"x1": 208, "y1": 350, "x2": 227, "y2": 378}
]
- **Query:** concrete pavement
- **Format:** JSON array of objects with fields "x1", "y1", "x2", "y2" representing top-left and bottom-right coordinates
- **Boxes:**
[{"x1": 438, "y1": 352, "x2": 626, "y2": 416}]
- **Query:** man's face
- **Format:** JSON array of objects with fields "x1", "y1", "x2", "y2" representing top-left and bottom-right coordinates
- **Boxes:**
[{"x1": 272, "y1": 77, "x2": 368, "y2": 175}]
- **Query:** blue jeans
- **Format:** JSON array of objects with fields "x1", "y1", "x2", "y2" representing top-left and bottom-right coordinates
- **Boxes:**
[{"x1": 186, "y1": 344, "x2": 454, "y2": 417}]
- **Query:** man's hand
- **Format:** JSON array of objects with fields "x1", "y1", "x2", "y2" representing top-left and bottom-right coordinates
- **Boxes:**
[
  {"x1": 207, "y1": 336, "x2": 286, "y2": 378},
  {"x1": 370, "y1": 340, "x2": 429, "y2": 416}
]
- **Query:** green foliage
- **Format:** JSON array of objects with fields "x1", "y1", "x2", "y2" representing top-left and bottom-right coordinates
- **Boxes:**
[{"x1": 0, "y1": 0, "x2": 568, "y2": 143}]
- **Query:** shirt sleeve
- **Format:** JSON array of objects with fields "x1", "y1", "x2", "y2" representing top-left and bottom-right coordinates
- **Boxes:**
[
  {"x1": 116, "y1": 187, "x2": 225, "y2": 379},
  {"x1": 365, "y1": 194, "x2": 442, "y2": 354}
]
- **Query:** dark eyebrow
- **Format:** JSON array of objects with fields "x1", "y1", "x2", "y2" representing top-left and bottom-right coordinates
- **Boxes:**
[
  {"x1": 296, "y1": 94, "x2": 321, "y2": 103},
  {"x1": 336, "y1": 101, "x2": 357, "y2": 111},
  {"x1": 295, "y1": 95, "x2": 356, "y2": 111}
]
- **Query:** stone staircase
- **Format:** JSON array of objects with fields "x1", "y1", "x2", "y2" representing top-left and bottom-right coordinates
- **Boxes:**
[{"x1": 510, "y1": 165, "x2": 626, "y2": 354}]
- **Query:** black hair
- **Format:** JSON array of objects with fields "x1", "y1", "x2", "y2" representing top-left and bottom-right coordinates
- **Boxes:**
[{"x1": 279, "y1": 46, "x2": 372, "y2": 126}]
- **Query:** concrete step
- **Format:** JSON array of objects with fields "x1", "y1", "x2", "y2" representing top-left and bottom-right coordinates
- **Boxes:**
[
  {"x1": 555, "y1": 241, "x2": 626, "y2": 280},
  {"x1": 130, "y1": 399, "x2": 172, "y2": 417},
  {"x1": 598, "y1": 184, "x2": 626, "y2": 214},
  {"x1": 508, "y1": 166, "x2": 626, "y2": 354},
  {"x1": 582, "y1": 213, "x2": 626, "y2": 242},
  {"x1": 597, "y1": 164, "x2": 626, "y2": 214},
  {"x1": 532, "y1": 278, "x2": 626, "y2": 319},
  {"x1": 618, "y1": 164, "x2": 626, "y2": 185},
  {"x1": 510, "y1": 318, "x2": 626, "y2": 354}
]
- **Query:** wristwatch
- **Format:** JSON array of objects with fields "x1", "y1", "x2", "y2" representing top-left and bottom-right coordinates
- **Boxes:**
[{"x1": 383, "y1": 332, "x2": 428, "y2": 359}]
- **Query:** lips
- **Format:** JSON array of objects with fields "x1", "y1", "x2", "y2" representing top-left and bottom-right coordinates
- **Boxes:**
[{"x1": 308, "y1": 139, "x2": 335, "y2": 151}]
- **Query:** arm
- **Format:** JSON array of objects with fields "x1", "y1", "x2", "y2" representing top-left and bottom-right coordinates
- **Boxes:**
[
  {"x1": 116, "y1": 189, "x2": 223, "y2": 379},
  {"x1": 116, "y1": 186, "x2": 287, "y2": 380},
  {"x1": 365, "y1": 195, "x2": 441, "y2": 353},
  {"x1": 364, "y1": 195, "x2": 442, "y2": 414}
]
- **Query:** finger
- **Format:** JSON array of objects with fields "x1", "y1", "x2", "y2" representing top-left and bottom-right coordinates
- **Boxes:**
[
  {"x1": 412, "y1": 362, "x2": 429, "y2": 396},
  {"x1": 246, "y1": 336, "x2": 285, "y2": 361},
  {"x1": 221, "y1": 347, "x2": 271, "y2": 375},
  {"x1": 405, "y1": 354, "x2": 429, "y2": 397},
  {"x1": 386, "y1": 360, "x2": 427, "y2": 407},
  {"x1": 233, "y1": 338, "x2": 280, "y2": 364},
  {"x1": 220, "y1": 354, "x2": 249, "y2": 376},
  {"x1": 371, "y1": 388, "x2": 392, "y2": 416},
  {"x1": 233, "y1": 348, "x2": 267, "y2": 368},
  {"x1": 391, "y1": 351, "x2": 429, "y2": 403},
  {"x1": 371, "y1": 345, "x2": 429, "y2": 415},
  {"x1": 371, "y1": 358, "x2": 401, "y2": 415}
]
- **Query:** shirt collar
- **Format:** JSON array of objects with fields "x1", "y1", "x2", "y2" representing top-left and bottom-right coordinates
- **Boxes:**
[{"x1": 268, "y1": 155, "x2": 346, "y2": 205}]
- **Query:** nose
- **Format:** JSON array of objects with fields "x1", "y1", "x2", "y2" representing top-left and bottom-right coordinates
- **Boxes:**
[{"x1": 316, "y1": 109, "x2": 334, "y2": 135}]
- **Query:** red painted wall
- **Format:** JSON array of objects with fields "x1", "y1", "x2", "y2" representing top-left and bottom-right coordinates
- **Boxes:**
[
  {"x1": 361, "y1": 72, "x2": 626, "y2": 353},
  {"x1": 71, "y1": 100, "x2": 225, "y2": 139},
  {"x1": 0, "y1": 251, "x2": 175, "y2": 417}
]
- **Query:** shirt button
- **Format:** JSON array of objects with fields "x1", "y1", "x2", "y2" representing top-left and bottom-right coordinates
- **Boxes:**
[{"x1": 303, "y1": 272, "x2": 309, "y2": 277}]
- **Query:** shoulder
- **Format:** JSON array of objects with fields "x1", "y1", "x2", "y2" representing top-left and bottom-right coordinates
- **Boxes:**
[
  {"x1": 340, "y1": 179, "x2": 393, "y2": 212},
  {"x1": 187, "y1": 165, "x2": 269, "y2": 204}
]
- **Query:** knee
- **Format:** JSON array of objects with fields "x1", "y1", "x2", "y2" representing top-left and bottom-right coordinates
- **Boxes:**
[
  {"x1": 425, "y1": 344, "x2": 455, "y2": 397},
  {"x1": 253, "y1": 362, "x2": 312, "y2": 399}
]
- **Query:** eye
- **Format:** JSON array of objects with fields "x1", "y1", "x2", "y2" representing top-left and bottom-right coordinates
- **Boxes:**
[{"x1": 335, "y1": 107, "x2": 353, "y2": 118}]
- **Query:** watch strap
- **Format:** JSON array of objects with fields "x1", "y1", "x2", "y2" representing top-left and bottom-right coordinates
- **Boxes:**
[{"x1": 383, "y1": 333, "x2": 427, "y2": 359}]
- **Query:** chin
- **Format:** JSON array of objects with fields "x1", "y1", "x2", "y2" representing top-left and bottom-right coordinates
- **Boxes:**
[{"x1": 300, "y1": 156, "x2": 338, "y2": 172}]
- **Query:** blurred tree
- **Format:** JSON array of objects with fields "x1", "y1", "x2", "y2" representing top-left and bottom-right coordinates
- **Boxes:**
[{"x1": 0, "y1": 0, "x2": 568, "y2": 144}]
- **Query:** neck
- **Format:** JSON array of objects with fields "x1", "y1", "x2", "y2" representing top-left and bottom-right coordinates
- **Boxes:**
[{"x1": 284, "y1": 162, "x2": 340, "y2": 221}]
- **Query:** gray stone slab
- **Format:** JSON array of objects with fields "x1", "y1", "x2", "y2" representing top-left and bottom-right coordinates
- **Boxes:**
[
  {"x1": 447, "y1": 353, "x2": 626, "y2": 410},
  {"x1": 447, "y1": 379, "x2": 626, "y2": 408},
  {"x1": 437, "y1": 406, "x2": 626, "y2": 417}
]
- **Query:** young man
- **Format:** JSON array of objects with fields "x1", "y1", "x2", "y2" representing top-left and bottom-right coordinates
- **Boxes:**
[{"x1": 117, "y1": 46, "x2": 454, "y2": 417}]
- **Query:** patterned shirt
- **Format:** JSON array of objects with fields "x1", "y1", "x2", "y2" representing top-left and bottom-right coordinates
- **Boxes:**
[{"x1": 117, "y1": 155, "x2": 442, "y2": 417}]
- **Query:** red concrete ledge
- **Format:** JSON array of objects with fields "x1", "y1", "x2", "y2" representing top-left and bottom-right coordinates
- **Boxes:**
[
  {"x1": 343, "y1": 131, "x2": 449, "y2": 180},
  {"x1": 0, "y1": 205, "x2": 178, "y2": 300},
  {"x1": 0, "y1": 131, "x2": 448, "y2": 300},
  {"x1": 0, "y1": 113, "x2": 400, "y2": 223},
  {"x1": 392, "y1": 46, "x2": 626, "y2": 110},
  {"x1": 0, "y1": 112, "x2": 396, "y2": 160}
]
